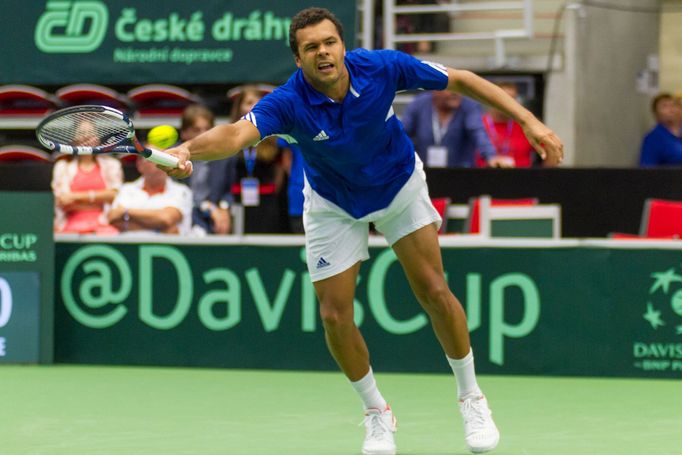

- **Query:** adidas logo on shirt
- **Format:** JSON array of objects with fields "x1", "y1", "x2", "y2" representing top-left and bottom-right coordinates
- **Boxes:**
[
  {"x1": 316, "y1": 257, "x2": 331, "y2": 269},
  {"x1": 313, "y1": 130, "x2": 329, "y2": 141}
]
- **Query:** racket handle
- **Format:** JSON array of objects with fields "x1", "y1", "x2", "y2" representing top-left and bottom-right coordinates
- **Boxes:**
[{"x1": 145, "y1": 147, "x2": 180, "y2": 168}]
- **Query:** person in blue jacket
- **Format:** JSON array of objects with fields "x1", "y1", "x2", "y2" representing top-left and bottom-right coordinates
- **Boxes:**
[{"x1": 639, "y1": 93, "x2": 682, "y2": 166}]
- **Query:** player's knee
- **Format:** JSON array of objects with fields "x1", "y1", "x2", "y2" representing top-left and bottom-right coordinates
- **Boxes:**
[
  {"x1": 319, "y1": 300, "x2": 354, "y2": 328},
  {"x1": 418, "y1": 282, "x2": 454, "y2": 316}
]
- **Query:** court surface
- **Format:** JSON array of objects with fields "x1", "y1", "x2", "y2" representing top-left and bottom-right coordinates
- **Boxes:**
[{"x1": 1, "y1": 365, "x2": 679, "y2": 455}]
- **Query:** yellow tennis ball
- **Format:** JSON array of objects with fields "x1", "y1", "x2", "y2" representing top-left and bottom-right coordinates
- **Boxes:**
[{"x1": 147, "y1": 125, "x2": 179, "y2": 149}]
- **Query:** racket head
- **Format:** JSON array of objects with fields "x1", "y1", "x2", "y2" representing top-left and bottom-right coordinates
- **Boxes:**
[{"x1": 36, "y1": 105, "x2": 134, "y2": 155}]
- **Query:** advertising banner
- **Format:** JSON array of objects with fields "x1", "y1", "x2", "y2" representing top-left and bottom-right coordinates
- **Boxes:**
[
  {"x1": 1, "y1": 1, "x2": 356, "y2": 84},
  {"x1": 54, "y1": 241, "x2": 682, "y2": 378},
  {"x1": 0, "y1": 192, "x2": 55, "y2": 363}
]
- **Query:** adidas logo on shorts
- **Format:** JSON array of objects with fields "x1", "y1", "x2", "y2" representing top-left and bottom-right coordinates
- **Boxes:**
[{"x1": 316, "y1": 257, "x2": 331, "y2": 269}]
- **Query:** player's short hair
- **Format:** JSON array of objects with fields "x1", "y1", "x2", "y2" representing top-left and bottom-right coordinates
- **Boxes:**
[
  {"x1": 651, "y1": 93, "x2": 673, "y2": 114},
  {"x1": 180, "y1": 104, "x2": 214, "y2": 131},
  {"x1": 289, "y1": 7, "x2": 344, "y2": 57}
]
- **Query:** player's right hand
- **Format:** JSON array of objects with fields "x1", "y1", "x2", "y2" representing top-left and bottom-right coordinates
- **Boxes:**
[{"x1": 159, "y1": 144, "x2": 193, "y2": 179}]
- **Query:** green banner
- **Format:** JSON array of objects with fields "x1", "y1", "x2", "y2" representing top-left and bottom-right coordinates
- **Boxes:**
[
  {"x1": 1, "y1": 1, "x2": 356, "y2": 84},
  {"x1": 0, "y1": 192, "x2": 55, "y2": 363},
  {"x1": 54, "y1": 241, "x2": 682, "y2": 378}
]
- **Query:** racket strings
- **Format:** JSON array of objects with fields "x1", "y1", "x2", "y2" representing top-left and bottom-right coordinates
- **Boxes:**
[{"x1": 38, "y1": 111, "x2": 130, "y2": 148}]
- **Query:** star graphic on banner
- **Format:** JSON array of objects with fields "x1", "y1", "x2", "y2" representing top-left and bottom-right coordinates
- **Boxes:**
[
  {"x1": 643, "y1": 303, "x2": 665, "y2": 329},
  {"x1": 649, "y1": 268, "x2": 682, "y2": 294}
]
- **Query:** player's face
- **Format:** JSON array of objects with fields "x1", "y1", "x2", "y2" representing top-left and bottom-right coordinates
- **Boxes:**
[{"x1": 294, "y1": 19, "x2": 346, "y2": 87}]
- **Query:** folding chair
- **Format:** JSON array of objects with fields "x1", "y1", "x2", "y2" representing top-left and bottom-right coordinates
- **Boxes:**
[
  {"x1": 466, "y1": 195, "x2": 561, "y2": 238},
  {"x1": 640, "y1": 198, "x2": 682, "y2": 238}
]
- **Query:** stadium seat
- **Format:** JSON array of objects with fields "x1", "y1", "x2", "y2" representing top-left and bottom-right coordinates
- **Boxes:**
[
  {"x1": 127, "y1": 84, "x2": 200, "y2": 116},
  {"x1": 640, "y1": 198, "x2": 682, "y2": 238},
  {"x1": 55, "y1": 84, "x2": 131, "y2": 111},
  {"x1": 0, "y1": 145, "x2": 51, "y2": 162},
  {"x1": 226, "y1": 84, "x2": 276, "y2": 101},
  {"x1": 0, "y1": 85, "x2": 59, "y2": 116},
  {"x1": 610, "y1": 199, "x2": 682, "y2": 240}
]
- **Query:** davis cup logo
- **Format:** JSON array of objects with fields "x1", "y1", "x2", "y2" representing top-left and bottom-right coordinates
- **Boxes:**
[
  {"x1": 633, "y1": 264, "x2": 682, "y2": 374},
  {"x1": 643, "y1": 266, "x2": 682, "y2": 336}
]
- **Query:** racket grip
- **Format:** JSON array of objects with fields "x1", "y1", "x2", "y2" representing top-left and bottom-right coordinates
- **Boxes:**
[{"x1": 146, "y1": 148, "x2": 180, "y2": 168}]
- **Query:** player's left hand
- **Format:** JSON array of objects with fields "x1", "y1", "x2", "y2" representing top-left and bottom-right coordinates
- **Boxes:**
[{"x1": 522, "y1": 119, "x2": 564, "y2": 167}]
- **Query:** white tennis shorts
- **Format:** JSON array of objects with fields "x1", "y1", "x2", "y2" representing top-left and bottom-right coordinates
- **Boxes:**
[{"x1": 303, "y1": 155, "x2": 441, "y2": 282}]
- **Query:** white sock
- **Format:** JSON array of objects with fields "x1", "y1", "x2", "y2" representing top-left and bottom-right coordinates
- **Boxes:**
[
  {"x1": 447, "y1": 349, "x2": 482, "y2": 399},
  {"x1": 350, "y1": 367, "x2": 388, "y2": 411}
]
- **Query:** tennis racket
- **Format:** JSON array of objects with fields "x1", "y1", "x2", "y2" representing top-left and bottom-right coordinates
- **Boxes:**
[{"x1": 35, "y1": 105, "x2": 180, "y2": 168}]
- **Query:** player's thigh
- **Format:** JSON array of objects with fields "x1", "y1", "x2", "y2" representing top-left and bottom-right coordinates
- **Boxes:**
[
  {"x1": 392, "y1": 224, "x2": 449, "y2": 300},
  {"x1": 304, "y1": 195, "x2": 370, "y2": 284},
  {"x1": 373, "y1": 165, "x2": 442, "y2": 246}
]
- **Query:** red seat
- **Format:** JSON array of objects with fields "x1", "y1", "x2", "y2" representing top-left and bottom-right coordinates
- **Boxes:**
[
  {"x1": 0, "y1": 145, "x2": 51, "y2": 162},
  {"x1": 127, "y1": 84, "x2": 200, "y2": 116},
  {"x1": 466, "y1": 196, "x2": 538, "y2": 234},
  {"x1": 641, "y1": 199, "x2": 682, "y2": 238},
  {"x1": 56, "y1": 84, "x2": 130, "y2": 111},
  {"x1": 0, "y1": 85, "x2": 59, "y2": 116}
]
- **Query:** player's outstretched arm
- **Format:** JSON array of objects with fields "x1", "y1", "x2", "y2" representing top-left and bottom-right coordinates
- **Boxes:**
[
  {"x1": 446, "y1": 68, "x2": 564, "y2": 166},
  {"x1": 162, "y1": 119, "x2": 261, "y2": 179}
]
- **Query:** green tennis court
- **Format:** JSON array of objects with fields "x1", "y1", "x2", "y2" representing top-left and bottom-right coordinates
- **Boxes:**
[{"x1": 1, "y1": 365, "x2": 679, "y2": 454}]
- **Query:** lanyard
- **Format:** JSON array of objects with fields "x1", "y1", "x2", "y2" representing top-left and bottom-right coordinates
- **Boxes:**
[
  {"x1": 483, "y1": 114, "x2": 514, "y2": 156},
  {"x1": 243, "y1": 147, "x2": 257, "y2": 177},
  {"x1": 431, "y1": 108, "x2": 449, "y2": 145}
]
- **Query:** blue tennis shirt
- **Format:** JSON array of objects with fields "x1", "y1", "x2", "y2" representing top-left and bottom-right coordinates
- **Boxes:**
[{"x1": 247, "y1": 48, "x2": 449, "y2": 218}]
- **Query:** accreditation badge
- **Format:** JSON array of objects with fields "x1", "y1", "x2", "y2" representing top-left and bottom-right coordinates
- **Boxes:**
[
  {"x1": 240, "y1": 177, "x2": 260, "y2": 206},
  {"x1": 426, "y1": 145, "x2": 448, "y2": 168}
]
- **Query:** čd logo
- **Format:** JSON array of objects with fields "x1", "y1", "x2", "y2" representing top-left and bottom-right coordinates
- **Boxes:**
[{"x1": 35, "y1": 1, "x2": 108, "y2": 53}]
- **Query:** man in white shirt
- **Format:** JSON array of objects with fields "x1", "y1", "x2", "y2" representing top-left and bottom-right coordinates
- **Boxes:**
[{"x1": 108, "y1": 156, "x2": 192, "y2": 235}]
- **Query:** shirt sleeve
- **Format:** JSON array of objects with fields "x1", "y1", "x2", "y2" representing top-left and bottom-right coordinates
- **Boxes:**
[
  {"x1": 378, "y1": 49, "x2": 449, "y2": 92},
  {"x1": 245, "y1": 89, "x2": 294, "y2": 139}
]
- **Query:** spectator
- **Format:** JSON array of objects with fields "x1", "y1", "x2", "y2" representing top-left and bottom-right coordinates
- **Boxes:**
[
  {"x1": 401, "y1": 89, "x2": 507, "y2": 168},
  {"x1": 228, "y1": 84, "x2": 287, "y2": 233},
  {"x1": 279, "y1": 138, "x2": 305, "y2": 233},
  {"x1": 639, "y1": 92, "x2": 682, "y2": 166},
  {"x1": 107, "y1": 155, "x2": 192, "y2": 235},
  {"x1": 477, "y1": 82, "x2": 539, "y2": 168},
  {"x1": 183, "y1": 104, "x2": 237, "y2": 234},
  {"x1": 51, "y1": 119, "x2": 122, "y2": 234}
]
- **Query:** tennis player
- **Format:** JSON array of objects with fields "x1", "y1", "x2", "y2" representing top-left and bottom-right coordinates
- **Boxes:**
[{"x1": 164, "y1": 7, "x2": 563, "y2": 454}]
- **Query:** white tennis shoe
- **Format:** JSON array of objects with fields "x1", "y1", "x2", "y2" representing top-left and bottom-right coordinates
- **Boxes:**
[
  {"x1": 361, "y1": 405, "x2": 397, "y2": 455},
  {"x1": 459, "y1": 394, "x2": 500, "y2": 453}
]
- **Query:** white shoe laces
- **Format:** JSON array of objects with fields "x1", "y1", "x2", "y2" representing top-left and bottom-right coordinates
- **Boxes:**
[
  {"x1": 460, "y1": 396, "x2": 490, "y2": 430},
  {"x1": 362, "y1": 411, "x2": 395, "y2": 440}
]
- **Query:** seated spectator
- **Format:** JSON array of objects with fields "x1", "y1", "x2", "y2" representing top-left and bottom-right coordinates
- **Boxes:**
[
  {"x1": 401, "y1": 90, "x2": 505, "y2": 168},
  {"x1": 229, "y1": 85, "x2": 287, "y2": 233},
  {"x1": 183, "y1": 104, "x2": 237, "y2": 235},
  {"x1": 477, "y1": 82, "x2": 539, "y2": 168},
  {"x1": 107, "y1": 155, "x2": 192, "y2": 234},
  {"x1": 639, "y1": 92, "x2": 682, "y2": 166},
  {"x1": 51, "y1": 119, "x2": 122, "y2": 234}
]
